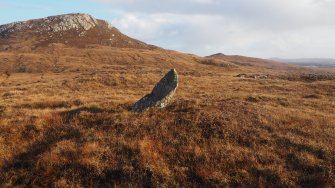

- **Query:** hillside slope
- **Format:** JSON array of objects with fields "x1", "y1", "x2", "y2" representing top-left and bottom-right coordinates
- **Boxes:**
[{"x1": 0, "y1": 13, "x2": 156, "y2": 51}]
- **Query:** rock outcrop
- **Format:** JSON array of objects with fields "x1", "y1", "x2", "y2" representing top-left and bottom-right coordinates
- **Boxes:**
[
  {"x1": 0, "y1": 13, "x2": 156, "y2": 50},
  {"x1": 132, "y1": 69, "x2": 178, "y2": 112},
  {"x1": 0, "y1": 13, "x2": 107, "y2": 37}
]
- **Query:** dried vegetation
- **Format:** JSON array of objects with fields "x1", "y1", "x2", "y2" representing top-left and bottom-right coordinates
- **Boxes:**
[{"x1": 0, "y1": 46, "x2": 335, "y2": 187}]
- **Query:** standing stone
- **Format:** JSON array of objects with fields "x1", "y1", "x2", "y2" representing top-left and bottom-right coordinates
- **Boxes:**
[{"x1": 132, "y1": 69, "x2": 178, "y2": 112}]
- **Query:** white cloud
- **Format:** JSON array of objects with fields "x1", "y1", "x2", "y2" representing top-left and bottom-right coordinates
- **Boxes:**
[{"x1": 89, "y1": 0, "x2": 335, "y2": 58}]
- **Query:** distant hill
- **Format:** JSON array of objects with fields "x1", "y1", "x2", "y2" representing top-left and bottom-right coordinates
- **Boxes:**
[
  {"x1": 0, "y1": 13, "x2": 157, "y2": 51},
  {"x1": 205, "y1": 53, "x2": 299, "y2": 71},
  {"x1": 271, "y1": 58, "x2": 335, "y2": 68}
]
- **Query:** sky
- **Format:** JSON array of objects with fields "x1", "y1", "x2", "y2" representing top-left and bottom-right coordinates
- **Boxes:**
[{"x1": 1, "y1": 0, "x2": 335, "y2": 58}]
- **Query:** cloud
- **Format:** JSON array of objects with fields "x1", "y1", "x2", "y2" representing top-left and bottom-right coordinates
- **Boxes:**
[
  {"x1": 111, "y1": 14, "x2": 177, "y2": 40},
  {"x1": 7, "y1": 0, "x2": 335, "y2": 58},
  {"x1": 98, "y1": 0, "x2": 335, "y2": 58}
]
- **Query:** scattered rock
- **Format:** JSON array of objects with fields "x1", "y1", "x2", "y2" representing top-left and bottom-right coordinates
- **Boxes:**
[
  {"x1": 303, "y1": 94, "x2": 321, "y2": 99},
  {"x1": 246, "y1": 96, "x2": 259, "y2": 102},
  {"x1": 132, "y1": 69, "x2": 178, "y2": 112},
  {"x1": 258, "y1": 74, "x2": 269, "y2": 79},
  {"x1": 299, "y1": 74, "x2": 335, "y2": 81},
  {"x1": 281, "y1": 74, "x2": 335, "y2": 82},
  {"x1": 236, "y1": 74, "x2": 247, "y2": 78},
  {"x1": 236, "y1": 73, "x2": 269, "y2": 79}
]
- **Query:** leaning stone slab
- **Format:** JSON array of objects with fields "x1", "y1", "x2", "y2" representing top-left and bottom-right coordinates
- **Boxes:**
[{"x1": 132, "y1": 69, "x2": 178, "y2": 112}]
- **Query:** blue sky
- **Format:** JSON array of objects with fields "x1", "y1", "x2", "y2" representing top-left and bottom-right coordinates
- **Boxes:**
[
  {"x1": 0, "y1": 0, "x2": 114, "y2": 23},
  {"x1": 1, "y1": 0, "x2": 335, "y2": 58}
]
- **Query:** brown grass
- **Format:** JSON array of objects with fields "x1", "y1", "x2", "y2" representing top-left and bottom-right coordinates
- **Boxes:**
[{"x1": 0, "y1": 46, "x2": 334, "y2": 187}]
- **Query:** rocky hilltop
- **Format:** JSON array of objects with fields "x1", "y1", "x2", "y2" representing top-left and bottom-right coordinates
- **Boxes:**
[
  {"x1": 0, "y1": 13, "x2": 111, "y2": 36},
  {"x1": 0, "y1": 13, "x2": 155, "y2": 51}
]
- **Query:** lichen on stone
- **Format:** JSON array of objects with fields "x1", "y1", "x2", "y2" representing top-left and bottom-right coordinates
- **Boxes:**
[{"x1": 132, "y1": 69, "x2": 179, "y2": 112}]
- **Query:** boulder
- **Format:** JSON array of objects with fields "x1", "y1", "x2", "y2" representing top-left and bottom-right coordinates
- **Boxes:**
[{"x1": 132, "y1": 69, "x2": 178, "y2": 112}]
